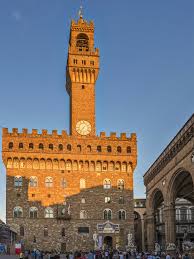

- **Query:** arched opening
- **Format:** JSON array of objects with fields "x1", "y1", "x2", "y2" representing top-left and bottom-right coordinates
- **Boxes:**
[
  {"x1": 134, "y1": 211, "x2": 142, "y2": 252},
  {"x1": 152, "y1": 189, "x2": 165, "y2": 250},
  {"x1": 103, "y1": 236, "x2": 113, "y2": 249},
  {"x1": 76, "y1": 33, "x2": 89, "y2": 51},
  {"x1": 169, "y1": 170, "x2": 194, "y2": 250}
]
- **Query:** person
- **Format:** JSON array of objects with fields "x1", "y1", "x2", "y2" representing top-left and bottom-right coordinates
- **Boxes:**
[
  {"x1": 165, "y1": 253, "x2": 171, "y2": 259},
  {"x1": 183, "y1": 254, "x2": 189, "y2": 259},
  {"x1": 20, "y1": 252, "x2": 24, "y2": 259}
]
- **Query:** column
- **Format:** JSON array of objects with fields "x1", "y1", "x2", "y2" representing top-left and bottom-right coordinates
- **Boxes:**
[
  {"x1": 141, "y1": 216, "x2": 145, "y2": 251},
  {"x1": 164, "y1": 203, "x2": 176, "y2": 246},
  {"x1": 146, "y1": 211, "x2": 155, "y2": 251}
]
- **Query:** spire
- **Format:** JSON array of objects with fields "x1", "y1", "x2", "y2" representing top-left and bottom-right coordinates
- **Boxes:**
[{"x1": 78, "y1": 5, "x2": 83, "y2": 19}]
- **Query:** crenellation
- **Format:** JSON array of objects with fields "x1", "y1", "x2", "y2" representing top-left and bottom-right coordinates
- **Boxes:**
[
  {"x1": 32, "y1": 129, "x2": 38, "y2": 136},
  {"x1": 120, "y1": 133, "x2": 127, "y2": 139},
  {"x1": 12, "y1": 128, "x2": 18, "y2": 135},
  {"x1": 100, "y1": 132, "x2": 106, "y2": 138},
  {"x1": 22, "y1": 128, "x2": 28, "y2": 135},
  {"x1": 110, "y1": 132, "x2": 117, "y2": 139},
  {"x1": 42, "y1": 129, "x2": 48, "y2": 136},
  {"x1": 52, "y1": 130, "x2": 58, "y2": 136}
]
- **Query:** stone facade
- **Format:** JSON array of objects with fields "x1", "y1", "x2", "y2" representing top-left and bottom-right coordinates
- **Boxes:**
[
  {"x1": 2, "y1": 14, "x2": 137, "y2": 252},
  {"x1": 144, "y1": 114, "x2": 194, "y2": 251}
]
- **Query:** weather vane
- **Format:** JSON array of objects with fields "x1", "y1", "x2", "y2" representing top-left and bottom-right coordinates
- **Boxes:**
[{"x1": 78, "y1": 5, "x2": 83, "y2": 18}]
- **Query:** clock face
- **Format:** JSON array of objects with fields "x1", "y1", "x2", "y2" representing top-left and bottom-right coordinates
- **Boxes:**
[{"x1": 76, "y1": 120, "x2": 91, "y2": 136}]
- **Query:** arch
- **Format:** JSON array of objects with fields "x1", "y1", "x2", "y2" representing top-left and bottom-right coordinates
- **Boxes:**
[
  {"x1": 46, "y1": 159, "x2": 52, "y2": 170},
  {"x1": 29, "y1": 176, "x2": 38, "y2": 187},
  {"x1": 80, "y1": 210, "x2": 87, "y2": 219},
  {"x1": 53, "y1": 159, "x2": 59, "y2": 170},
  {"x1": 109, "y1": 161, "x2": 115, "y2": 171},
  {"x1": 8, "y1": 142, "x2": 13, "y2": 149},
  {"x1": 13, "y1": 157, "x2": 19, "y2": 168},
  {"x1": 73, "y1": 160, "x2": 78, "y2": 171},
  {"x1": 33, "y1": 158, "x2": 39, "y2": 169},
  {"x1": 49, "y1": 143, "x2": 53, "y2": 150},
  {"x1": 59, "y1": 159, "x2": 65, "y2": 170},
  {"x1": 80, "y1": 178, "x2": 86, "y2": 189},
  {"x1": 45, "y1": 207, "x2": 54, "y2": 218},
  {"x1": 115, "y1": 162, "x2": 121, "y2": 171},
  {"x1": 103, "y1": 209, "x2": 112, "y2": 220},
  {"x1": 117, "y1": 179, "x2": 125, "y2": 190},
  {"x1": 97, "y1": 145, "x2": 102, "y2": 152},
  {"x1": 20, "y1": 158, "x2": 25, "y2": 169},
  {"x1": 40, "y1": 158, "x2": 46, "y2": 169},
  {"x1": 96, "y1": 161, "x2": 102, "y2": 171},
  {"x1": 7, "y1": 157, "x2": 12, "y2": 168},
  {"x1": 77, "y1": 145, "x2": 81, "y2": 152},
  {"x1": 127, "y1": 162, "x2": 132, "y2": 173},
  {"x1": 67, "y1": 144, "x2": 71, "y2": 151},
  {"x1": 90, "y1": 161, "x2": 95, "y2": 171},
  {"x1": 127, "y1": 146, "x2": 131, "y2": 153},
  {"x1": 13, "y1": 206, "x2": 23, "y2": 218},
  {"x1": 29, "y1": 143, "x2": 34, "y2": 150},
  {"x1": 107, "y1": 146, "x2": 112, "y2": 153},
  {"x1": 79, "y1": 160, "x2": 84, "y2": 171},
  {"x1": 58, "y1": 144, "x2": 63, "y2": 151},
  {"x1": 102, "y1": 161, "x2": 108, "y2": 171},
  {"x1": 66, "y1": 160, "x2": 72, "y2": 171},
  {"x1": 149, "y1": 188, "x2": 164, "y2": 211},
  {"x1": 29, "y1": 207, "x2": 38, "y2": 218},
  {"x1": 117, "y1": 146, "x2": 122, "y2": 153},
  {"x1": 87, "y1": 145, "x2": 92, "y2": 152},
  {"x1": 85, "y1": 161, "x2": 89, "y2": 171},
  {"x1": 39, "y1": 143, "x2": 44, "y2": 150},
  {"x1": 45, "y1": 176, "x2": 53, "y2": 187},
  {"x1": 14, "y1": 176, "x2": 22, "y2": 187},
  {"x1": 19, "y1": 143, "x2": 23, "y2": 149},
  {"x1": 26, "y1": 158, "x2": 32, "y2": 169},
  {"x1": 122, "y1": 162, "x2": 127, "y2": 172},
  {"x1": 76, "y1": 33, "x2": 89, "y2": 51},
  {"x1": 103, "y1": 179, "x2": 111, "y2": 189}
]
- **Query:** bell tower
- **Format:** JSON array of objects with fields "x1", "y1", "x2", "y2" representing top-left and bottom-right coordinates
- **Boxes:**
[{"x1": 66, "y1": 11, "x2": 99, "y2": 136}]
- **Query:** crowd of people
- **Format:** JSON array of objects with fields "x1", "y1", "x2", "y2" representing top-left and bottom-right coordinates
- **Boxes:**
[{"x1": 18, "y1": 249, "x2": 192, "y2": 259}]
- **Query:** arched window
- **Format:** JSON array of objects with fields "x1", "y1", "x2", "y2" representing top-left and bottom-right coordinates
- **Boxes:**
[
  {"x1": 67, "y1": 144, "x2": 71, "y2": 151},
  {"x1": 29, "y1": 207, "x2": 38, "y2": 218},
  {"x1": 8, "y1": 142, "x2": 13, "y2": 149},
  {"x1": 76, "y1": 33, "x2": 89, "y2": 51},
  {"x1": 66, "y1": 160, "x2": 72, "y2": 170},
  {"x1": 45, "y1": 177, "x2": 53, "y2": 187},
  {"x1": 29, "y1": 143, "x2": 34, "y2": 149},
  {"x1": 45, "y1": 207, "x2": 54, "y2": 218},
  {"x1": 117, "y1": 179, "x2": 125, "y2": 190},
  {"x1": 19, "y1": 143, "x2": 23, "y2": 149},
  {"x1": 87, "y1": 145, "x2": 91, "y2": 152},
  {"x1": 80, "y1": 178, "x2": 86, "y2": 189},
  {"x1": 13, "y1": 207, "x2": 23, "y2": 218},
  {"x1": 80, "y1": 210, "x2": 87, "y2": 219},
  {"x1": 103, "y1": 179, "x2": 111, "y2": 189},
  {"x1": 127, "y1": 146, "x2": 131, "y2": 153},
  {"x1": 77, "y1": 145, "x2": 81, "y2": 152},
  {"x1": 61, "y1": 178, "x2": 67, "y2": 188},
  {"x1": 96, "y1": 161, "x2": 102, "y2": 171},
  {"x1": 49, "y1": 144, "x2": 53, "y2": 150},
  {"x1": 119, "y1": 196, "x2": 124, "y2": 204},
  {"x1": 29, "y1": 176, "x2": 38, "y2": 187},
  {"x1": 107, "y1": 146, "x2": 112, "y2": 153},
  {"x1": 103, "y1": 209, "x2": 112, "y2": 220},
  {"x1": 39, "y1": 143, "x2": 44, "y2": 150},
  {"x1": 97, "y1": 146, "x2": 102, "y2": 152},
  {"x1": 59, "y1": 144, "x2": 63, "y2": 151},
  {"x1": 14, "y1": 176, "x2": 22, "y2": 187},
  {"x1": 117, "y1": 146, "x2": 122, "y2": 153},
  {"x1": 119, "y1": 210, "x2": 126, "y2": 220},
  {"x1": 44, "y1": 226, "x2": 48, "y2": 236},
  {"x1": 61, "y1": 228, "x2": 65, "y2": 237},
  {"x1": 20, "y1": 226, "x2": 24, "y2": 236},
  {"x1": 122, "y1": 162, "x2": 127, "y2": 172}
]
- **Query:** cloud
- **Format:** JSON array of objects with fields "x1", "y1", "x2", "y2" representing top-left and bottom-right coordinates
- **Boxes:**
[{"x1": 12, "y1": 10, "x2": 22, "y2": 22}]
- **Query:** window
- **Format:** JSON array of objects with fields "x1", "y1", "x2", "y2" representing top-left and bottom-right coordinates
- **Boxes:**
[
  {"x1": 61, "y1": 178, "x2": 67, "y2": 188},
  {"x1": 80, "y1": 210, "x2": 87, "y2": 219},
  {"x1": 77, "y1": 145, "x2": 81, "y2": 152},
  {"x1": 29, "y1": 143, "x2": 34, "y2": 149},
  {"x1": 45, "y1": 177, "x2": 53, "y2": 187},
  {"x1": 82, "y1": 85, "x2": 85, "y2": 89},
  {"x1": 73, "y1": 59, "x2": 77, "y2": 64},
  {"x1": 127, "y1": 146, "x2": 131, "y2": 153},
  {"x1": 180, "y1": 207, "x2": 188, "y2": 221},
  {"x1": 29, "y1": 207, "x2": 38, "y2": 218},
  {"x1": 9, "y1": 142, "x2": 13, "y2": 149},
  {"x1": 67, "y1": 144, "x2": 71, "y2": 151},
  {"x1": 20, "y1": 226, "x2": 24, "y2": 236},
  {"x1": 39, "y1": 143, "x2": 44, "y2": 150},
  {"x1": 82, "y1": 60, "x2": 86, "y2": 65},
  {"x1": 59, "y1": 144, "x2": 63, "y2": 151},
  {"x1": 90, "y1": 61, "x2": 94, "y2": 65},
  {"x1": 96, "y1": 161, "x2": 102, "y2": 171},
  {"x1": 119, "y1": 210, "x2": 126, "y2": 220},
  {"x1": 103, "y1": 179, "x2": 111, "y2": 189},
  {"x1": 49, "y1": 144, "x2": 53, "y2": 150},
  {"x1": 13, "y1": 207, "x2": 23, "y2": 218},
  {"x1": 81, "y1": 198, "x2": 86, "y2": 203},
  {"x1": 87, "y1": 145, "x2": 91, "y2": 152},
  {"x1": 105, "y1": 197, "x2": 111, "y2": 203},
  {"x1": 119, "y1": 196, "x2": 124, "y2": 204},
  {"x1": 14, "y1": 176, "x2": 22, "y2": 187},
  {"x1": 61, "y1": 228, "x2": 65, "y2": 237},
  {"x1": 19, "y1": 143, "x2": 23, "y2": 149},
  {"x1": 97, "y1": 146, "x2": 102, "y2": 152},
  {"x1": 66, "y1": 160, "x2": 72, "y2": 170},
  {"x1": 48, "y1": 194, "x2": 51, "y2": 198},
  {"x1": 29, "y1": 176, "x2": 38, "y2": 187},
  {"x1": 78, "y1": 227, "x2": 89, "y2": 234},
  {"x1": 117, "y1": 179, "x2": 125, "y2": 190},
  {"x1": 44, "y1": 226, "x2": 48, "y2": 237},
  {"x1": 117, "y1": 146, "x2": 122, "y2": 153},
  {"x1": 80, "y1": 179, "x2": 86, "y2": 189},
  {"x1": 107, "y1": 146, "x2": 112, "y2": 153},
  {"x1": 104, "y1": 209, "x2": 112, "y2": 220},
  {"x1": 45, "y1": 207, "x2": 54, "y2": 218}
]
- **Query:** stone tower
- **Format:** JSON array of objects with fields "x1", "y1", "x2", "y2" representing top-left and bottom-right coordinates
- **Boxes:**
[{"x1": 2, "y1": 12, "x2": 137, "y2": 252}]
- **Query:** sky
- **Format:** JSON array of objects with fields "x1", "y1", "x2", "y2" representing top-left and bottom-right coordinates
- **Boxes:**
[{"x1": 0, "y1": 0, "x2": 193, "y2": 222}]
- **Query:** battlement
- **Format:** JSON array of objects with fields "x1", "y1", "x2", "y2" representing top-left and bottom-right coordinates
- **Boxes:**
[
  {"x1": 2, "y1": 128, "x2": 136, "y2": 141},
  {"x1": 71, "y1": 18, "x2": 94, "y2": 32}
]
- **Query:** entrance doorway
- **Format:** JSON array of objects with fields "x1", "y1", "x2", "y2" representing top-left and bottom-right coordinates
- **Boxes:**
[{"x1": 104, "y1": 236, "x2": 113, "y2": 249}]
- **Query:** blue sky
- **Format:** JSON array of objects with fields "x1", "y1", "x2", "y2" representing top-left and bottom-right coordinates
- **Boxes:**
[{"x1": 0, "y1": 0, "x2": 193, "y2": 221}]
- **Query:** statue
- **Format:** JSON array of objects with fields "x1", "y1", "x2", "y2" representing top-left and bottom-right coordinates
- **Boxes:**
[
  {"x1": 93, "y1": 231, "x2": 98, "y2": 249},
  {"x1": 155, "y1": 243, "x2": 160, "y2": 252},
  {"x1": 127, "y1": 233, "x2": 133, "y2": 246},
  {"x1": 67, "y1": 205, "x2": 71, "y2": 215}
]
